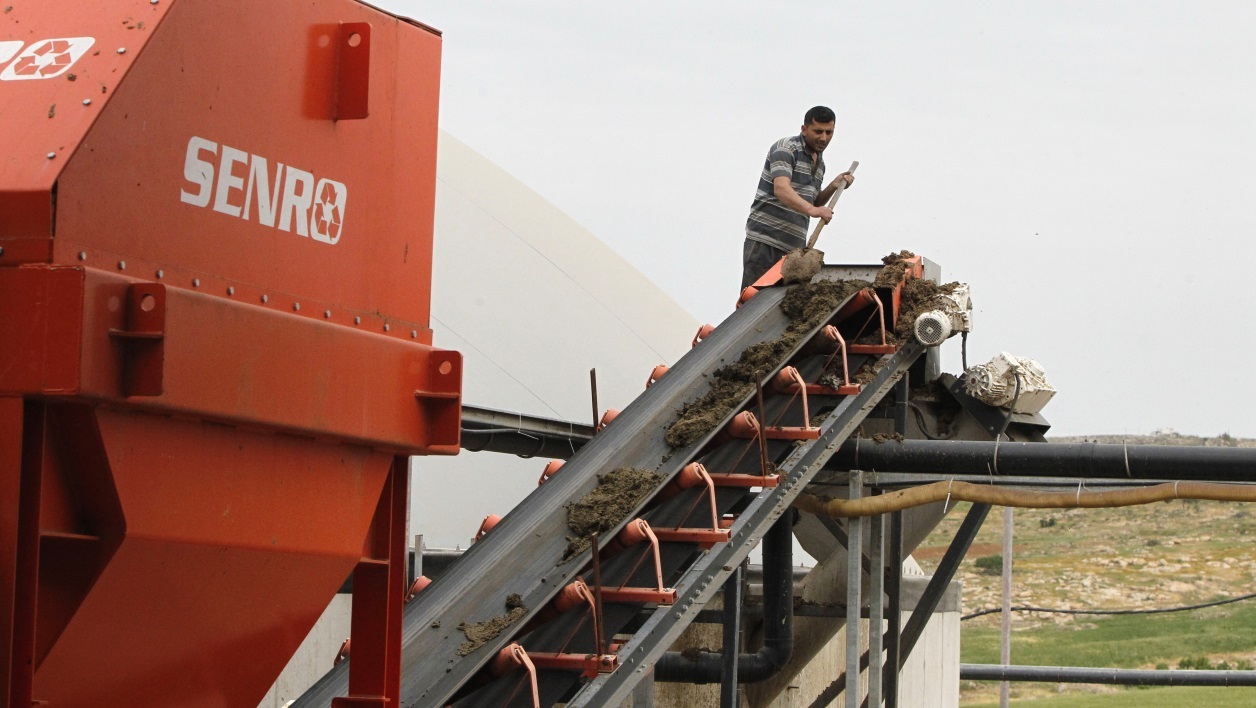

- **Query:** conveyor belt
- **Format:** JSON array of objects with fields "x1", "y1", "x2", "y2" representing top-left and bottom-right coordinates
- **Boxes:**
[
  {"x1": 566, "y1": 341, "x2": 921, "y2": 707},
  {"x1": 296, "y1": 263, "x2": 924, "y2": 708}
]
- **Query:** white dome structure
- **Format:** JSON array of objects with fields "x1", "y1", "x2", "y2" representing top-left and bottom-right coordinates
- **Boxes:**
[{"x1": 414, "y1": 131, "x2": 700, "y2": 548}]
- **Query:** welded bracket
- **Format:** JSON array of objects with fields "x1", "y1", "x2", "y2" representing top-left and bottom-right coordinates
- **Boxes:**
[
  {"x1": 336, "y1": 23, "x2": 371, "y2": 120},
  {"x1": 107, "y1": 283, "x2": 165, "y2": 397}
]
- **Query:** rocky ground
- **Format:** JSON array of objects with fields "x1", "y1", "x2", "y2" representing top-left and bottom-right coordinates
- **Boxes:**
[{"x1": 913, "y1": 431, "x2": 1256, "y2": 704}]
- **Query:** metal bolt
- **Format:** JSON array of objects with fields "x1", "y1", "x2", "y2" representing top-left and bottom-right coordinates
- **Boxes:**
[
  {"x1": 324, "y1": 310, "x2": 332, "y2": 319},
  {"x1": 227, "y1": 286, "x2": 235, "y2": 295},
  {"x1": 383, "y1": 323, "x2": 391, "y2": 332},
  {"x1": 155, "y1": 269, "x2": 163, "y2": 279},
  {"x1": 118, "y1": 260, "x2": 126, "y2": 270},
  {"x1": 293, "y1": 303, "x2": 301, "y2": 312},
  {"x1": 410, "y1": 330, "x2": 418, "y2": 339},
  {"x1": 261, "y1": 294, "x2": 269, "y2": 303},
  {"x1": 117, "y1": 48, "x2": 126, "y2": 55},
  {"x1": 150, "y1": 0, "x2": 158, "y2": 4},
  {"x1": 78, "y1": 251, "x2": 87, "y2": 260},
  {"x1": 47, "y1": 152, "x2": 56, "y2": 159},
  {"x1": 354, "y1": 316, "x2": 361, "y2": 325},
  {"x1": 192, "y1": 278, "x2": 200, "y2": 287},
  {"x1": 82, "y1": 99, "x2": 91, "y2": 106}
]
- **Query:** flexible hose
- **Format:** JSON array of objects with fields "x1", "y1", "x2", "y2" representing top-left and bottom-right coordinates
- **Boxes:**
[{"x1": 795, "y1": 480, "x2": 1256, "y2": 518}]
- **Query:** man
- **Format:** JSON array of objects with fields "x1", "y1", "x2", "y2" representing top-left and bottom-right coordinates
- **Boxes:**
[{"x1": 742, "y1": 106, "x2": 855, "y2": 289}]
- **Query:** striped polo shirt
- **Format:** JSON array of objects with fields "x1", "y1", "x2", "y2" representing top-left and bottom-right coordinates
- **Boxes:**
[{"x1": 745, "y1": 135, "x2": 825, "y2": 251}]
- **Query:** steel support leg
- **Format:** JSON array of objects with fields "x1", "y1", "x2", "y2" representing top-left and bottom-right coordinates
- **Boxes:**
[
  {"x1": 893, "y1": 373, "x2": 909, "y2": 436},
  {"x1": 0, "y1": 398, "x2": 27, "y2": 707},
  {"x1": 807, "y1": 505, "x2": 986, "y2": 708},
  {"x1": 867, "y1": 511, "x2": 885, "y2": 708},
  {"x1": 901, "y1": 503, "x2": 991, "y2": 660},
  {"x1": 845, "y1": 471, "x2": 864, "y2": 708},
  {"x1": 337, "y1": 456, "x2": 409, "y2": 708},
  {"x1": 720, "y1": 565, "x2": 743, "y2": 708},
  {"x1": 883, "y1": 511, "x2": 903, "y2": 708}
]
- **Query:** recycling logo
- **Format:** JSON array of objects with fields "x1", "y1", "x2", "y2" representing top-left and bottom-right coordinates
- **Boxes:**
[
  {"x1": 311, "y1": 178, "x2": 348, "y2": 245},
  {"x1": 1, "y1": 37, "x2": 95, "y2": 81}
]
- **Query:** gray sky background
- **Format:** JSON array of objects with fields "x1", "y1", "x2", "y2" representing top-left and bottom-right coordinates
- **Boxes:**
[{"x1": 383, "y1": 1, "x2": 1256, "y2": 438}]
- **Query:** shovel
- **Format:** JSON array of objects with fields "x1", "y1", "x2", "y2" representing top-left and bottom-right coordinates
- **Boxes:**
[{"x1": 781, "y1": 160, "x2": 859, "y2": 284}]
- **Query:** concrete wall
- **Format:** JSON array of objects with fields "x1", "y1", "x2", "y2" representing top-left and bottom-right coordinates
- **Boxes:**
[
  {"x1": 257, "y1": 596, "x2": 351, "y2": 708},
  {"x1": 648, "y1": 572, "x2": 960, "y2": 708}
]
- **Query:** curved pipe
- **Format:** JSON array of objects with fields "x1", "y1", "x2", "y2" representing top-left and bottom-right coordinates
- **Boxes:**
[
  {"x1": 796, "y1": 479, "x2": 1256, "y2": 518},
  {"x1": 654, "y1": 514, "x2": 794, "y2": 683}
]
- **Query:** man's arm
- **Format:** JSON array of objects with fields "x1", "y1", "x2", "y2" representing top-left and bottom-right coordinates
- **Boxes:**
[
  {"x1": 813, "y1": 172, "x2": 856, "y2": 206},
  {"x1": 773, "y1": 176, "x2": 833, "y2": 222}
]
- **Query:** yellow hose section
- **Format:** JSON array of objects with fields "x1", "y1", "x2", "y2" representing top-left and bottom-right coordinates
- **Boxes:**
[{"x1": 794, "y1": 480, "x2": 1256, "y2": 518}]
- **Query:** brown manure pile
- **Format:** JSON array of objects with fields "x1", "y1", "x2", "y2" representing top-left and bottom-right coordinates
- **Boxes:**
[
  {"x1": 456, "y1": 593, "x2": 528, "y2": 656},
  {"x1": 563, "y1": 467, "x2": 663, "y2": 560},
  {"x1": 873, "y1": 249, "x2": 917, "y2": 288},
  {"x1": 893, "y1": 278, "x2": 961, "y2": 341},
  {"x1": 664, "y1": 279, "x2": 862, "y2": 449}
]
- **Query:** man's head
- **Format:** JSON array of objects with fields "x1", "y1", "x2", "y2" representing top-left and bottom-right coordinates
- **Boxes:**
[{"x1": 800, "y1": 105, "x2": 836, "y2": 154}]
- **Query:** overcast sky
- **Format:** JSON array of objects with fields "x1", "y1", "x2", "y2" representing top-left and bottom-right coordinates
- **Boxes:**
[{"x1": 381, "y1": 1, "x2": 1256, "y2": 438}]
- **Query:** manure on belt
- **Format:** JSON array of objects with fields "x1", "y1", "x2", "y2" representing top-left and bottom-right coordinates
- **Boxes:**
[
  {"x1": 663, "y1": 279, "x2": 862, "y2": 448},
  {"x1": 563, "y1": 467, "x2": 663, "y2": 561},
  {"x1": 456, "y1": 593, "x2": 528, "y2": 656}
]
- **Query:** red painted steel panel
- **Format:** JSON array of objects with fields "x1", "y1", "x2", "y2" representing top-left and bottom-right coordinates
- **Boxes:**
[
  {"x1": 0, "y1": 1, "x2": 169, "y2": 194},
  {"x1": 0, "y1": 266, "x2": 462, "y2": 453},
  {"x1": 0, "y1": 267, "x2": 85, "y2": 394},
  {"x1": 31, "y1": 409, "x2": 393, "y2": 706},
  {"x1": 49, "y1": 0, "x2": 442, "y2": 333},
  {"x1": 0, "y1": 1, "x2": 457, "y2": 703}
]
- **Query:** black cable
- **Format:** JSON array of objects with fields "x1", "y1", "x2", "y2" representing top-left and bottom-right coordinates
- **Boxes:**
[
  {"x1": 907, "y1": 402, "x2": 956, "y2": 441},
  {"x1": 961, "y1": 590, "x2": 1256, "y2": 621},
  {"x1": 961, "y1": 331, "x2": 969, "y2": 371}
]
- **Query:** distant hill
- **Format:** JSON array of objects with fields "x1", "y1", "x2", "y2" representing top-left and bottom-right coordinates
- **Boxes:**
[{"x1": 1049, "y1": 431, "x2": 1256, "y2": 448}]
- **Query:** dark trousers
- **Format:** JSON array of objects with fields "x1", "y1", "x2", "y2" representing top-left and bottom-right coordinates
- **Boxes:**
[{"x1": 741, "y1": 239, "x2": 787, "y2": 290}]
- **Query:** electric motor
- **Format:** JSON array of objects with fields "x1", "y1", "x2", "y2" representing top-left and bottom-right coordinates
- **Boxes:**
[{"x1": 913, "y1": 283, "x2": 972, "y2": 347}]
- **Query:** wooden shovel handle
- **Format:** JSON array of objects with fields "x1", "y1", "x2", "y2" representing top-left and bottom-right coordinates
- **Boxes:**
[{"x1": 806, "y1": 160, "x2": 859, "y2": 250}]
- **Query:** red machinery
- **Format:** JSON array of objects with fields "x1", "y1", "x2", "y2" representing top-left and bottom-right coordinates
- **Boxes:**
[{"x1": 0, "y1": 1, "x2": 461, "y2": 705}]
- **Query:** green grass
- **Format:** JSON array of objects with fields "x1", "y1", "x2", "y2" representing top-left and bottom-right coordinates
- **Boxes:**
[
  {"x1": 966, "y1": 685, "x2": 1256, "y2": 707},
  {"x1": 962, "y1": 603, "x2": 1256, "y2": 668}
]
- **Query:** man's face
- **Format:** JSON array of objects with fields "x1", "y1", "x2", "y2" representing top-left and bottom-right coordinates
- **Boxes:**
[{"x1": 801, "y1": 121, "x2": 835, "y2": 154}]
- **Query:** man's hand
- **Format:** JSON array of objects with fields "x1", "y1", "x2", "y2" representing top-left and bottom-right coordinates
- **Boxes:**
[
  {"x1": 838, "y1": 172, "x2": 855, "y2": 189},
  {"x1": 808, "y1": 205, "x2": 834, "y2": 223}
]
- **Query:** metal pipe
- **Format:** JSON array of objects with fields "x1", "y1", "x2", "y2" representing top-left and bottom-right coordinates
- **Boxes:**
[
  {"x1": 826, "y1": 440, "x2": 1256, "y2": 482},
  {"x1": 798, "y1": 480, "x2": 1256, "y2": 518},
  {"x1": 654, "y1": 514, "x2": 794, "y2": 683},
  {"x1": 459, "y1": 405, "x2": 592, "y2": 459},
  {"x1": 845, "y1": 472, "x2": 863, "y2": 708},
  {"x1": 883, "y1": 511, "x2": 902, "y2": 708},
  {"x1": 720, "y1": 565, "x2": 743, "y2": 707},
  {"x1": 867, "y1": 510, "x2": 885, "y2": 708},
  {"x1": 961, "y1": 664, "x2": 1256, "y2": 686}
]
